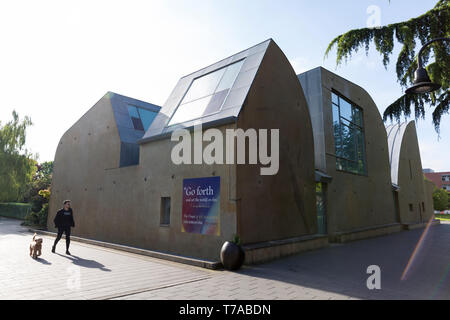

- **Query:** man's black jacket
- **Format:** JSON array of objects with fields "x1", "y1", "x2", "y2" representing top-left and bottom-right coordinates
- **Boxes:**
[{"x1": 54, "y1": 208, "x2": 75, "y2": 228}]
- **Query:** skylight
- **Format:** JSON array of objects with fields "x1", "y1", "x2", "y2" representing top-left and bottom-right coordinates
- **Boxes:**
[{"x1": 168, "y1": 59, "x2": 244, "y2": 126}]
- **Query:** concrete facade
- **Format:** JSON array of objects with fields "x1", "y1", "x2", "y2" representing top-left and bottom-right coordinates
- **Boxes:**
[
  {"x1": 386, "y1": 121, "x2": 433, "y2": 224},
  {"x1": 298, "y1": 67, "x2": 399, "y2": 239},
  {"x1": 48, "y1": 40, "x2": 317, "y2": 262},
  {"x1": 49, "y1": 40, "x2": 433, "y2": 264}
]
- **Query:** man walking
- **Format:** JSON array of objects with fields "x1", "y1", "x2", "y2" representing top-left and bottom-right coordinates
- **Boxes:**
[{"x1": 52, "y1": 200, "x2": 75, "y2": 255}]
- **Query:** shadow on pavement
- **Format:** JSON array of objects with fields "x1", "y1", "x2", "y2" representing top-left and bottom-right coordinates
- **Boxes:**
[
  {"x1": 56, "y1": 253, "x2": 112, "y2": 272},
  {"x1": 235, "y1": 223, "x2": 450, "y2": 300},
  {"x1": 33, "y1": 257, "x2": 52, "y2": 265}
]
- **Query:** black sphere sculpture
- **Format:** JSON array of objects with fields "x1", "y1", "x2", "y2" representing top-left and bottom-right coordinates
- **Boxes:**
[{"x1": 220, "y1": 241, "x2": 245, "y2": 271}]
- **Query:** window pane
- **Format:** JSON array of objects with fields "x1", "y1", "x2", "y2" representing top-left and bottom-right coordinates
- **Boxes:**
[
  {"x1": 216, "y1": 60, "x2": 244, "y2": 92},
  {"x1": 138, "y1": 109, "x2": 158, "y2": 131},
  {"x1": 332, "y1": 92, "x2": 339, "y2": 105},
  {"x1": 356, "y1": 129, "x2": 366, "y2": 174},
  {"x1": 168, "y1": 95, "x2": 212, "y2": 126},
  {"x1": 332, "y1": 92, "x2": 366, "y2": 175},
  {"x1": 202, "y1": 89, "x2": 228, "y2": 116},
  {"x1": 127, "y1": 105, "x2": 139, "y2": 118},
  {"x1": 332, "y1": 104, "x2": 340, "y2": 125},
  {"x1": 131, "y1": 117, "x2": 144, "y2": 131},
  {"x1": 182, "y1": 68, "x2": 226, "y2": 104},
  {"x1": 340, "y1": 98, "x2": 352, "y2": 121},
  {"x1": 341, "y1": 124, "x2": 357, "y2": 162},
  {"x1": 160, "y1": 197, "x2": 171, "y2": 225},
  {"x1": 352, "y1": 107, "x2": 363, "y2": 127}
]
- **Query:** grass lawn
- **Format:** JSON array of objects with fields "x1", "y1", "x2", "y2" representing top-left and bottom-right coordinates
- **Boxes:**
[{"x1": 435, "y1": 214, "x2": 450, "y2": 221}]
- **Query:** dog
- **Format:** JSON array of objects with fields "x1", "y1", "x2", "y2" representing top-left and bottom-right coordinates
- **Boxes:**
[{"x1": 29, "y1": 233, "x2": 43, "y2": 259}]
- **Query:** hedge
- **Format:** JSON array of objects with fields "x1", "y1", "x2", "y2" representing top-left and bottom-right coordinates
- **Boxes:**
[{"x1": 0, "y1": 203, "x2": 32, "y2": 220}]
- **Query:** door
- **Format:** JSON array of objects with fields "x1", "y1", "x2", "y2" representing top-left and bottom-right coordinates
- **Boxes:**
[{"x1": 316, "y1": 182, "x2": 327, "y2": 234}]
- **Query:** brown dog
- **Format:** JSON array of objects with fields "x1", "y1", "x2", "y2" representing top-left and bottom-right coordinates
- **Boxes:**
[{"x1": 29, "y1": 233, "x2": 43, "y2": 259}]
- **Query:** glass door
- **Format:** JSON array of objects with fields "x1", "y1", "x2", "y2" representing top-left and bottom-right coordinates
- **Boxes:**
[{"x1": 316, "y1": 182, "x2": 327, "y2": 234}]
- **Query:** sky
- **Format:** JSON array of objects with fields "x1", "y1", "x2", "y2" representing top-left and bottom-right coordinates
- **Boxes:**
[{"x1": 0, "y1": 0, "x2": 448, "y2": 171}]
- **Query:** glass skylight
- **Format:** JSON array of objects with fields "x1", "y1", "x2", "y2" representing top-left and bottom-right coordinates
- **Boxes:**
[{"x1": 168, "y1": 59, "x2": 244, "y2": 126}]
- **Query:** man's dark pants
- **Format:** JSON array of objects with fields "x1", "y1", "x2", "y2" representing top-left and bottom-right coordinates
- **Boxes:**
[{"x1": 53, "y1": 227, "x2": 71, "y2": 250}]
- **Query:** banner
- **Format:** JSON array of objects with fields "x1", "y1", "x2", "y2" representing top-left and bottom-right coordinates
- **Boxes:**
[{"x1": 182, "y1": 176, "x2": 220, "y2": 235}]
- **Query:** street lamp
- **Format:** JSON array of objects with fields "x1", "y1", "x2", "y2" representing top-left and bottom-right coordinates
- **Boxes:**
[{"x1": 405, "y1": 37, "x2": 449, "y2": 95}]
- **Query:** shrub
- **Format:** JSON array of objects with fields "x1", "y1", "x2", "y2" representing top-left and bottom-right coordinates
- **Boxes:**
[
  {"x1": 23, "y1": 188, "x2": 50, "y2": 228},
  {"x1": 433, "y1": 188, "x2": 449, "y2": 211},
  {"x1": 0, "y1": 203, "x2": 31, "y2": 219}
]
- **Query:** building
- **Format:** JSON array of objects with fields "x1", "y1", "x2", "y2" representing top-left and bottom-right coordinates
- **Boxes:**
[
  {"x1": 424, "y1": 171, "x2": 450, "y2": 191},
  {"x1": 386, "y1": 121, "x2": 434, "y2": 224},
  {"x1": 298, "y1": 67, "x2": 403, "y2": 242},
  {"x1": 48, "y1": 39, "x2": 434, "y2": 264},
  {"x1": 49, "y1": 39, "x2": 319, "y2": 263}
]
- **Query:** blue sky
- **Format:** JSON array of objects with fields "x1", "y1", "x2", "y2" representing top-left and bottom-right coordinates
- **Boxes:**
[{"x1": 0, "y1": 0, "x2": 447, "y2": 171}]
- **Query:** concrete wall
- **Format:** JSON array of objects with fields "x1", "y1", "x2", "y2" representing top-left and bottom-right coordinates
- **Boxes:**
[
  {"x1": 423, "y1": 179, "x2": 435, "y2": 219},
  {"x1": 50, "y1": 107, "x2": 238, "y2": 260},
  {"x1": 396, "y1": 122, "x2": 428, "y2": 223},
  {"x1": 299, "y1": 67, "x2": 397, "y2": 235},
  {"x1": 236, "y1": 41, "x2": 317, "y2": 244},
  {"x1": 48, "y1": 41, "x2": 318, "y2": 260},
  {"x1": 48, "y1": 94, "x2": 122, "y2": 238}
]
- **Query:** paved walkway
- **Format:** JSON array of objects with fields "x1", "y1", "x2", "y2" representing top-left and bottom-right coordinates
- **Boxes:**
[{"x1": 0, "y1": 217, "x2": 449, "y2": 300}]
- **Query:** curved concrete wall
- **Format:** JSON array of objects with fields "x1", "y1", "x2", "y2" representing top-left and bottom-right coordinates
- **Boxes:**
[
  {"x1": 387, "y1": 121, "x2": 431, "y2": 223},
  {"x1": 299, "y1": 67, "x2": 397, "y2": 234},
  {"x1": 236, "y1": 41, "x2": 317, "y2": 244},
  {"x1": 48, "y1": 94, "x2": 122, "y2": 238}
]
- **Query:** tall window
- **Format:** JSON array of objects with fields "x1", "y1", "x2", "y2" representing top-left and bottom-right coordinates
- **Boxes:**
[
  {"x1": 168, "y1": 59, "x2": 244, "y2": 126},
  {"x1": 127, "y1": 105, "x2": 158, "y2": 131},
  {"x1": 160, "y1": 197, "x2": 171, "y2": 226},
  {"x1": 331, "y1": 91, "x2": 366, "y2": 175}
]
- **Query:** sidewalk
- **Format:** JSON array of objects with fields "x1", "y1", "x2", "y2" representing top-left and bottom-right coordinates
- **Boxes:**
[{"x1": 1, "y1": 217, "x2": 449, "y2": 300}]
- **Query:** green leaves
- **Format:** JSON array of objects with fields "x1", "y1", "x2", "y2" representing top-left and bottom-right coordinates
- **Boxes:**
[
  {"x1": 0, "y1": 111, "x2": 36, "y2": 202},
  {"x1": 433, "y1": 187, "x2": 449, "y2": 211},
  {"x1": 325, "y1": 1, "x2": 450, "y2": 132}
]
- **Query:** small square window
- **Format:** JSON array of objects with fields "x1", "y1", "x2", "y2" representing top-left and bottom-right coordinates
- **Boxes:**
[
  {"x1": 409, "y1": 204, "x2": 413, "y2": 212},
  {"x1": 160, "y1": 197, "x2": 171, "y2": 226}
]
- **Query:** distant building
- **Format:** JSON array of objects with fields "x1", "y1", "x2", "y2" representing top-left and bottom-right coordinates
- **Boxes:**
[
  {"x1": 424, "y1": 171, "x2": 450, "y2": 191},
  {"x1": 423, "y1": 168, "x2": 435, "y2": 173}
]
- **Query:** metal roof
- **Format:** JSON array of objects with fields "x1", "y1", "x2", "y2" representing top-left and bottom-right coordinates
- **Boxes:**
[
  {"x1": 139, "y1": 39, "x2": 273, "y2": 144},
  {"x1": 386, "y1": 121, "x2": 410, "y2": 185}
]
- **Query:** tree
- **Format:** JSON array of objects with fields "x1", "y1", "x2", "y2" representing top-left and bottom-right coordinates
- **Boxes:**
[
  {"x1": 325, "y1": 0, "x2": 449, "y2": 134},
  {"x1": 23, "y1": 161, "x2": 53, "y2": 203},
  {"x1": 0, "y1": 111, "x2": 36, "y2": 202},
  {"x1": 433, "y1": 187, "x2": 449, "y2": 210}
]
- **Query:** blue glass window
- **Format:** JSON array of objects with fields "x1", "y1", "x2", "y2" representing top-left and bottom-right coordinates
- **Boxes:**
[
  {"x1": 127, "y1": 105, "x2": 158, "y2": 131},
  {"x1": 331, "y1": 92, "x2": 366, "y2": 175}
]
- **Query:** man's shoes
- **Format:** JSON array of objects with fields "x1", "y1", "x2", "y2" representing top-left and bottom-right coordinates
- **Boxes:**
[
  {"x1": 51, "y1": 246, "x2": 55, "y2": 253},
  {"x1": 66, "y1": 250, "x2": 71, "y2": 255}
]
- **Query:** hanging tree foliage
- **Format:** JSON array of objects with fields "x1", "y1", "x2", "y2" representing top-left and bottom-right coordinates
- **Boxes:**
[
  {"x1": 325, "y1": 0, "x2": 449, "y2": 133},
  {"x1": 0, "y1": 111, "x2": 36, "y2": 202}
]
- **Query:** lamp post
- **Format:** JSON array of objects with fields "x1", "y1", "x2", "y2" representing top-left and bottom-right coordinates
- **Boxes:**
[{"x1": 405, "y1": 37, "x2": 449, "y2": 95}]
